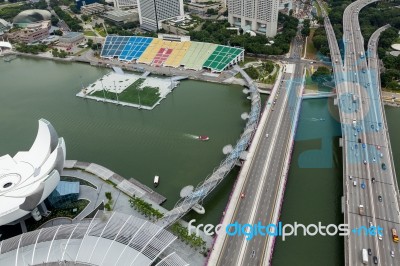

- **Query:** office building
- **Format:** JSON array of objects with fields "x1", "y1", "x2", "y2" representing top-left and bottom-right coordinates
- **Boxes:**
[
  {"x1": 137, "y1": 0, "x2": 184, "y2": 31},
  {"x1": 114, "y1": 0, "x2": 137, "y2": 9},
  {"x1": 227, "y1": 0, "x2": 279, "y2": 37}
]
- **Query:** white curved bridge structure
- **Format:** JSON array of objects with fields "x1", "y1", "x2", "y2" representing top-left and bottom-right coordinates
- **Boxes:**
[{"x1": 0, "y1": 119, "x2": 66, "y2": 226}]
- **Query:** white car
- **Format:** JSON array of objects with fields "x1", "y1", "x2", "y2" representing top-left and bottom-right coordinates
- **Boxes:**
[{"x1": 391, "y1": 251, "x2": 394, "y2": 257}]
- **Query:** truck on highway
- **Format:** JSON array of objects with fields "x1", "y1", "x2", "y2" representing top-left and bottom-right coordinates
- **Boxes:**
[
  {"x1": 362, "y1": 249, "x2": 368, "y2": 264},
  {"x1": 353, "y1": 119, "x2": 357, "y2": 129},
  {"x1": 359, "y1": 205, "x2": 364, "y2": 215}
]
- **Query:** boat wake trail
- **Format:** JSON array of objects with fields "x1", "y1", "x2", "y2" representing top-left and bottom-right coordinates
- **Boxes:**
[
  {"x1": 184, "y1": 134, "x2": 199, "y2": 139},
  {"x1": 304, "y1": 118, "x2": 326, "y2": 122}
]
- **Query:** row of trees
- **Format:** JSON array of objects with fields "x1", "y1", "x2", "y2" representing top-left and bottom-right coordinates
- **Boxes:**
[
  {"x1": 52, "y1": 48, "x2": 69, "y2": 58},
  {"x1": 129, "y1": 196, "x2": 163, "y2": 220},
  {"x1": 104, "y1": 192, "x2": 113, "y2": 211},
  {"x1": 53, "y1": 6, "x2": 83, "y2": 31},
  {"x1": 15, "y1": 43, "x2": 47, "y2": 54},
  {"x1": 170, "y1": 223, "x2": 207, "y2": 251},
  {"x1": 312, "y1": 28, "x2": 329, "y2": 56},
  {"x1": 301, "y1": 19, "x2": 311, "y2": 37},
  {"x1": 311, "y1": 66, "x2": 332, "y2": 83},
  {"x1": 189, "y1": 14, "x2": 298, "y2": 56},
  {"x1": 0, "y1": 3, "x2": 32, "y2": 20}
]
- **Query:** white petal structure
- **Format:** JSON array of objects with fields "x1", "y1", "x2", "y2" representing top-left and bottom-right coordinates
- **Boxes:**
[{"x1": 0, "y1": 119, "x2": 65, "y2": 226}]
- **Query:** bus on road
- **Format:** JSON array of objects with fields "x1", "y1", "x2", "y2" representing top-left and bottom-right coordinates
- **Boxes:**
[{"x1": 392, "y1": 228, "x2": 399, "y2": 243}]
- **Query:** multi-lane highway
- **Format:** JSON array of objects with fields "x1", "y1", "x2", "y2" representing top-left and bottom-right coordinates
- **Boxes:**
[
  {"x1": 320, "y1": 0, "x2": 400, "y2": 265},
  {"x1": 214, "y1": 34, "x2": 305, "y2": 266}
]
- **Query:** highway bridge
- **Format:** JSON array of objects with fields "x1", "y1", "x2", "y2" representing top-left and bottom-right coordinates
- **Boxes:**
[
  {"x1": 320, "y1": 0, "x2": 400, "y2": 265},
  {"x1": 207, "y1": 33, "x2": 306, "y2": 265}
]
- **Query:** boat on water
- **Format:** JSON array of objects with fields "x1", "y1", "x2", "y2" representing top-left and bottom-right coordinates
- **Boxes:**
[
  {"x1": 198, "y1": 135, "x2": 209, "y2": 141},
  {"x1": 154, "y1": 175, "x2": 159, "y2": 187}
]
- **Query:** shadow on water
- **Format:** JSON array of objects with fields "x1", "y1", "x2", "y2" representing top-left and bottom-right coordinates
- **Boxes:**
[{"x1": 272, "y1": 98, "x2": 344, "y2": 266}]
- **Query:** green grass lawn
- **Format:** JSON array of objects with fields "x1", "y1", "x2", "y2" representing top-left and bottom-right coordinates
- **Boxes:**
[
  {"x1": 26, "y1": 199, "x2": 89, "y2": 231},
  {"x1": 305, "y1": 28, "x2": 317, "y2": 60},
  {"x1": 84, "y1": 30, "x2": 97, "y2": 36},
  {"x1": 264, "y1": 65, "x2": 280, "y2": 84},
  {"x1": 95, "y1": 27, "x2": 107, "y2": 37},
  {"x1": 313, "y1": 1, "x2": 322, "y2": 17},
  {"x1": 73, "y1": 47, "x2": 90, "y2": 56},
  {"x1": 91, "y1": 78, "x2": 161, "y2": 107},
  {"x1": 235, "y1": 72, "x2": 243, "y2": 79},
  {"x1": 321, "y1": 2, "x2": 331, "y2": 13},
  {"x1": 239, "y1": 56, "x2": 258, "y2": 67}
]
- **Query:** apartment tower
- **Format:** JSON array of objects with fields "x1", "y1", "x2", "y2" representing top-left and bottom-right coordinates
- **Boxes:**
[
  {"x1": 137, "y1": 0, "x2": 184, "y2": 31},
  {"x1": 227, "y1": 0, "x2": 279, "y2": 37}
]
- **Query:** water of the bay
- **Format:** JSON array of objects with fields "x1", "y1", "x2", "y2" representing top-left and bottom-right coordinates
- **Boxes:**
[
  {"x1": 3, "y1": 57, "x2": 400, "y2": 265},
  {"x1": 0, "y1": 57, "x2": 250, "y2": 226},
  {"x1": 272, "y1": 98, "x2": 400, "y2": 265}
]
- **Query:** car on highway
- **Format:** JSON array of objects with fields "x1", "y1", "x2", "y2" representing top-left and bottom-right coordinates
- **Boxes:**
[
  {"x1": 373, "y1": 256, "x2": 378, "y2": 264},
  {"x1": 380, "y1": 153, "x2": 383, "y2": 158},
  {"x1": 382, "y1": 163, "x2": 387, "y2": 170},
  {"x1": 368, "y1": 248, "x2": 372, "y2": 255},
  {"x1": 251, "y1": 250, "x2": 255, "y2": 258},
  {"x1": 240, "y1": 193, "x2": 245, "y2": 199},
  {"x1": 391, "y1": 251, "x2": 394, "y2": 257},
  {"x1": 362, "y1": 143, "x2": 366, "y2": 149},
  {"x1": 266, "y1": 133, "x2": 269, "y2": 138},
  {"x1": 377, "y1": 145, "x2": 381, "y2": 150},
  {"x1": 378, "y1": 232, "x2": 383, "y2": 240},
  {"x1": 353, "y1": 180, "x2": 357, "y2": 187},
  {"x1": 364, "y1": 160, "x2": 367, "y2": 165},
  {"x1": 378, "y1": 195, "x2": 382, "y2": 202},
  {"x1": 371, "y1": 177, "x2": 375, "y2": 183}
]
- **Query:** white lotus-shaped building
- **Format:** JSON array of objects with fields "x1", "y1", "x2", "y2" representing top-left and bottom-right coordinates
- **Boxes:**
[{"x1": 0, "y1": 119, "x2": 66, "y2": 226}]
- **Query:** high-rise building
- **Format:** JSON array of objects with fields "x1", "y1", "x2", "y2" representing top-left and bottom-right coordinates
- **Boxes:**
[
  {"x1": 227, "y1": 0, "x2": 279, "y2": 37},
  {"x1": 137, "y1": 0, "x2": 184, "y2": 31}
]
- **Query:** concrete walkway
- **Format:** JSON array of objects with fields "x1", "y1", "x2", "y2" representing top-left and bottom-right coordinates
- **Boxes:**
[{"x1": 61, "y1": 168, "x2": 212, "y2": 266}]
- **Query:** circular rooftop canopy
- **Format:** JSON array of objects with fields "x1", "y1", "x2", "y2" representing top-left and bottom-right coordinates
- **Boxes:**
[
  {"x1": 13, "y1": 9, "x2": 51, "y2": 25},
  {"x1": 391, "y1": 43, "x2": 400, "y2": 51}
]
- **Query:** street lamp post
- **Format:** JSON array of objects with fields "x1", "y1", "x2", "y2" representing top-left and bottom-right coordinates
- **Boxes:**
[
  {"x1": 113, "y1": 80, "x2": 119, "y2": 103},
  {"x1": 100, "y1": 80, "x2": 106, "y2": 102},
  {"x1": 137, "y1": 88, "x2": 141, "y2": 108}
]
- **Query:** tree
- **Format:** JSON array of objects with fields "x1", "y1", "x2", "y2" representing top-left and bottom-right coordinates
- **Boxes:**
[
  {"x1": 301, "y1": 19, "x2": 310, "y2": 37},
  {"x1": 51, "y1": 15, "x2": 59, "y2": 26},
  {"x1": 87, "y1": 38, "x2": 93, "y2": 47},
  {"x1": 312, "y1": 66, "x2": 332, "y2": 83},
  {"x1": 206, "y1": 8, "x2": 218, "y2": 15},
  {"x1": 54, "y1": 29, "x2": 63, "y2": 36},
  {"x1": 81, "y1": 14, "x2": 90, "y2": 22},
  {"x1": 70, "y1": 4, "x2": 80, "y2": 14},
  {"x1": 244, "y1": 66, "x2": 259, "y2": 80}
]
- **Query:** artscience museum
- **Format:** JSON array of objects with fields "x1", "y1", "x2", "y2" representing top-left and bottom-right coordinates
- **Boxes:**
[{"x1": 0, "y1": 119, "x2": 66, "y2": 226}]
